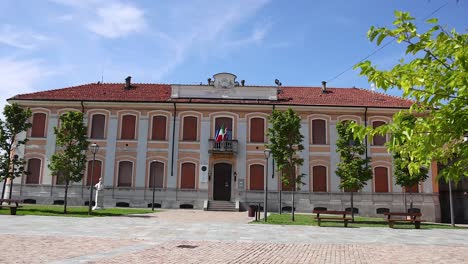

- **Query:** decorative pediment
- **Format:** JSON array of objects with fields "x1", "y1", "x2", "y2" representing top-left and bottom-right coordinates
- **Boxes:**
[{"x1": 171, "y1": 72, "x2": 278, "y2": 101}]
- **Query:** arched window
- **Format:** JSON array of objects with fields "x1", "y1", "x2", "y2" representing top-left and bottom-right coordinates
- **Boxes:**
[
  {"x1": 249, "y1": 164, "x2": 264, "y2": 190},
  {"x1": 312, "y1": 166, "x2": 327, "y2": 192},
  {"x1": 180, "y1": 163, "x2": 195, "y2": 189},
  {"x1": 281, "y1": 168, "x2": 295, "y2": 191},
  {"x1": 149, "y1": 161, "x2": 164, "y2": 188},
  {"x1": 250, "y1": 118, "x2": 265, "y2": 143},
  {"x1": 151, "y1": 115, "x2": 167, "y2": 140},
  {"x1": 372, "y1": 121, "x2": 386, "y2": 146},
  {"x1": 374, "y1": 167, "x2": 389, "y2": 193},
  {"x1": 121, "y1": 115, "x2": 136, "y2": 140},
  {"x1": 86, "y1": 160, "x2": 102, "y2": 186},
  {"x1": 118, "y1": 161, "x2": 133, "y2": 187},
  {"x1": 31, "y1": 113, "x2": 46, "y2": 137},
  {"x1": 90, "y1": 114, "x2": 105, "y2": 139},
  {"x1": 26, "y1": 158, "x2": 41, "y2": 184},
  {"x1": 182, "y1": 116, "x2": 197, "y2": 141},
  {"x1": 214, "y1": 117, "x2": 233, "y2": 140},
  {"x1": 312, "y1": 119, "x2": 326, "y2": 144}
]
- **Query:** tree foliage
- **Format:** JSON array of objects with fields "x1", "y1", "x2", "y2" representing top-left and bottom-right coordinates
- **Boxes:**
[
  {"x1": 392, "y1": 114, "x2": 429, "y2": 189},
  {"x1": 267, "y1": 108, "x2": 305, "y2": 221},
  {"x1": 336, "y1": 121, "x2": 373, "y2": 191},
  {"x1": 48, "y1": 111, "x2": 89, "y2": 213},
  {"x1": 0, "y1": 103, "x2": 31, "y2": 199},
  {"x1": 354, "y1": 11, "x2": 467, "y2": 182}
]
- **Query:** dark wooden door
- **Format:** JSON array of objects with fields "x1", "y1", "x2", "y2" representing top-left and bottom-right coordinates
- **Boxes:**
[{"x1": 213, "y1": 163, "x2": 232, "y2": 201}]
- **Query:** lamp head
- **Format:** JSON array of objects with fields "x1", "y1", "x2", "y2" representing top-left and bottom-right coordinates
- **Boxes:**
[
  {"x1": 90, "y1": 143, "x2": 99, "y2": 154},
  {"x1": 264, "y1": 148, "x2": 271, "y2": 159}
]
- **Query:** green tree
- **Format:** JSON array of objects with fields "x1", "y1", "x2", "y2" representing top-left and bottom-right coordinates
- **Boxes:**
[
  {"x1": 336, "y1": 121, "x2": 372, "y2": 221},
  {"x1": 354, "y1": 11, "x2": 467, "y2": 183},
  {"x1": 0, "y1": 103, "x2": 32, "y2": 200},
  {"x1": 48, "y1": 111, "x2": 89, "y2": 214},
  {"x1": 267, "y1": 108, "x2": 305, "y2": 221},
  {"x1": 391, "y1": 114, "x2": 429, "y2": 211}
]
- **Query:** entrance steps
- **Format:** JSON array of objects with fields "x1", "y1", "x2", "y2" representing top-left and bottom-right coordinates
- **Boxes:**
[{"x1": 207, "y1": 200, "x2": 238, "y2": 212}]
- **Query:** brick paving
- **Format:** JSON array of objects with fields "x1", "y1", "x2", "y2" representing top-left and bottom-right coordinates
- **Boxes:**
[{"x1": 1, "y1": 210, "x2": 467, "y2": 263}]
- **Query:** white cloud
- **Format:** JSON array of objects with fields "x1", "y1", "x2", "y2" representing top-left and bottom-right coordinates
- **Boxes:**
[
  {"x1": 0, "y1": 57, "x2": 55, "y2": 111},
  {"x1": 51, "y1": 0, "x2": 146, "y2": 39},
  {"x1": 227, "y1": 23, "x2": 271, "y2": 47},
  {"x1": 87, "y1": 3, "x2": 146, "y2": 38},
  {"x1": 0, "y1": 24, "x2": 50, "y2": 50}
]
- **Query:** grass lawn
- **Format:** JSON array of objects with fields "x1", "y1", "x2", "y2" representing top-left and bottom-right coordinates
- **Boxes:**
[
  {"x1": 252, "y1": 213, "x2": 466, "y2": 229},
  {"x1": 0, "y1": 204, "x2": 157, "y2": 217}
]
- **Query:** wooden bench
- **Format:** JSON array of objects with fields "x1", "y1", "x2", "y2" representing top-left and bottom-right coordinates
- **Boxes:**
[
  {"x1": 313, "y1": 210, "x2": 353, "y2": 227},
  {"x1": 384, "y1": 212, "x2": 423, "y2": 229},
  {"x1": 0, "y1": 199, "x2": 23, "y2": 215}
]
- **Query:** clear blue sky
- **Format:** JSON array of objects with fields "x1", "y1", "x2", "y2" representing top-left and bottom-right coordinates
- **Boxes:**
[{"x1": 1, "y1": 0, "x2": 467, "y2": 106}]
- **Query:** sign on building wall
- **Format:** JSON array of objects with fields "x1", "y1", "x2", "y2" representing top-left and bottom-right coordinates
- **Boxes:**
[{"x1": 238, "y1": 179, "x2": 245, "y2": 190}]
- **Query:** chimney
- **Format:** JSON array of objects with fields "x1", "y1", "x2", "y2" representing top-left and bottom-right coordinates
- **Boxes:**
[
  {"x1": 321, "y1": 81, "x2": 327, "y2": 93},
  {"x1": 125, "y1": 76, "x2": 132, "y2": 89}
]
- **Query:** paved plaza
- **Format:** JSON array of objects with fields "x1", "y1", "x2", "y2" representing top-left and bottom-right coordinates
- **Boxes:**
[{"x1": 1, "y1": 210, "x2": 467, "y2": 263}]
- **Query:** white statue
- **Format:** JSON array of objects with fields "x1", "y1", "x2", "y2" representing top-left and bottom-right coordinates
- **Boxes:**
[{"x1": 92, "y1": 177, "x2": 104, "y2": 210}]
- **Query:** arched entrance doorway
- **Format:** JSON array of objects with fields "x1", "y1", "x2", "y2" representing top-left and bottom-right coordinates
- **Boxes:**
[{"x1": 213, "y1": 163, "x2": 232, "y2": 201}]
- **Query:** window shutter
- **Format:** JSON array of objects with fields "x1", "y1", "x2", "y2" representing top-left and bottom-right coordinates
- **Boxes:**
[
  {"x1": 373, "y1": 121, "x2": 386, "y2": 146},
  {"x1": 250, "y1": 118, "x2": 265, "y2": 143},
  {"x1": 149, "y1": 161, "x2": 165, "y2": 188},
  {"x1": 183, "y1": 116, "x2": 197, "y2": 141},
  {"x1": 91, "y1": 114, "x2": 105, "y2": 139},
  {"x1": 26, "y1": 159, "x2": 41, "y2": 184},
  {"x1": 31, "y1": 113, "x2": 46, "y2": 137},
  {"x1": 121, "y1": 115, "x2": 136, "y2": 139},
  {"x1": 374, "y1": 167, "x2": 389, "y2": 192},
  {"x1": 312, "y1": 166, "x2": 327, "y2": 192},
  {"x1": 181, "y1": 163, "x2": 195, "y2": 189},
  {"x1": 312, "y1": 119, "x2": 326, "y2": 144},
  {"x1": 152, "y1": 116, "x2": 167, "y2": 140},
  {"x1": 249, "y1": 164, "x2": 264, "y2": 190},
  {"x1": 118, "y1": 161, "x2": 133, "y2": 187}
]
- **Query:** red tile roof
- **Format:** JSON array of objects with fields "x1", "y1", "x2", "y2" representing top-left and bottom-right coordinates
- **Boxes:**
[{"x1": 9, "y1": 83, "x2": 414, "y2": 108}]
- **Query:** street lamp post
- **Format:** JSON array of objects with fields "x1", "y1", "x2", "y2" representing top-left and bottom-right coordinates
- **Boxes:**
[
  {"x1": 151, "y1": 160, "x2": 156, "y2": 211},
  {"x1": 264, "y1": 149, "x2": 271, "y2": 222},
  {"x1": 88, "y1": 143, "x2": 99, "y2": 215}
]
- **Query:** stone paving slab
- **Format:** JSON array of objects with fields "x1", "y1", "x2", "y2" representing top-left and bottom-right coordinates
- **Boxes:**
[{"x1": 1, "y1": 210, "x2": 468, "y2": 263}]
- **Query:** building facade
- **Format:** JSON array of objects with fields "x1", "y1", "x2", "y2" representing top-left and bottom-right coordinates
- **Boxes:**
[{"x1": 8, "y1": 73, "x2": 441, "y2": 221}]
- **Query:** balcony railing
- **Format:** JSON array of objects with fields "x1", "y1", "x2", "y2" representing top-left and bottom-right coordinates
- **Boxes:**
[{"x1": 208, "y1": 139, "x2": 238, "y2": 154}]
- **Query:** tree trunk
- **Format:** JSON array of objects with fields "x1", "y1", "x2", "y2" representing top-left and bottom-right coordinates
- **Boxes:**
[
  {"x1": 1, "y1": 178, "x2": 6, "y2": 200},
  {"x1": 8, "y1": 179, "x2": 13, "y2": 200},
  {"x1": 291, "y1": 188, "x2": 295, "y2": 222},
  {"x1": 279, "y1": 190, "x2": 282, "y2": 214},
  {"x1": 64, "y1": 180, "x2": 69, "y2": 214},
  {"x1": 409, "y1": 190, "x2": 413, "y2": 211},
  {"x1": 404, "y1": 189, "x2": 407, "y2": 212},
  {"x1": 351, "y1": 191, "x2": 355, "y2": 222}
]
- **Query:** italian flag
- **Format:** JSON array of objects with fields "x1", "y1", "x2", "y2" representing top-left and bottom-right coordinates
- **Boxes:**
[{"x1": 216, "y1": 125, "x2": 226, "y2": 143}]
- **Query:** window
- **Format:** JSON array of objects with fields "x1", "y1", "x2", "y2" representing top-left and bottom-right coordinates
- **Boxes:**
[
  {"x1": 372, "y1": 121, "x2": 386, "y2": 146},
  {"x1": 180, "y1": 163, "x2": 195, "y2": 189},
  {"x1": 90, "y1": 114, "x2": 105, "y2": 139},
  {"x1": 312, "y1": 166, "x2": 327, "y2": 192},
  {"x1": 26, "y1": 158, "x2": 41, "y2": 184},
  {"x1": 31, "y1": 113, "x2": 46, "y2": 137},
  {"x1": 149, "y1": 161, "x2": 164, "y2": 188},
  {"x1": 312, "y1": 119, "x2": 326, "y2": 144},
  {"x1": 151, "y1": 116, "x2": 167, "y2": 140},
  {"x1": 121, "y1": 115, "x2": 136, "y2": 140},
  {"x1": 281, "y1": 168, "x2": 295, "y2": 191},
  {"x1": 86, "y1": 160, "x2": 102, "y2": 186},
  {"x1": 118, "y1": 161, "x2": 133, "y2": 187},
  {"x1": 182, "y1": 116, "x2": 197, "y2": 141},
  {"x1": 374, "y1": 167, "x2": 389, "y2": 193},
  {"x1": 250, "y1": 118, "x2": 265, "y2": 143},
  {"x1": 214, "y1": 117, "x2": 233, "y2": 140},
  {"x1": 249, "y1": 164, "x2": 264, "y2": 190},
  {"x1": 405, "y1": 184, "x2": 419, "y2": 193}
]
